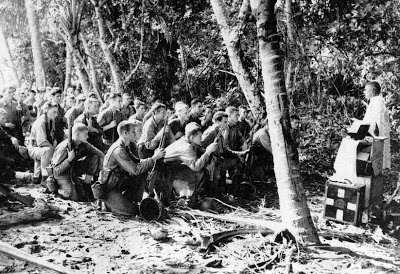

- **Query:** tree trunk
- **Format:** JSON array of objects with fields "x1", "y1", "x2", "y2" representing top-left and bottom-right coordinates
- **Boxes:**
[
  {"x1": 92, "y1": 1, "x2": 124, "y2": 94},
  {"x1": 250, "y1": 0, "x2": 320, "y2": 245},
  {"x1": 0, "y1": 24, "x2": 20, "y2": 87},
  {"x1": 71, "y1": 46, "x2": 91, "y2": 95},
  {"x1": 64, "y1": 45, "x2": 73, "y2": 94},
  {"x1": 210, "y1": 0, "x2": 263, "y2": 114},
  {"x1": 283, "y1": 0, "x2": 295, "y2": 109},
  {"x1": 81, "y1": 33, "x2": 103, "y2": 102},
  {"x1": 25, "y1": 0, "x2": 45, "y2": 88}
]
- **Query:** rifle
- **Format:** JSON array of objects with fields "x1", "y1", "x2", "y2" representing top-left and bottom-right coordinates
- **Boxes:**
[
  {"x1": 0, "y1": 183, "x2": 35, "y2": 206},
  {"x1": 242, "y1": 123, "x2": 256, "y2": 180},
  {"x1": 147, "y1": 117, "x2": 168, "y2": 196},
  {"x1": 207, "y1": 126, "x2": 224, "y2": 182}
]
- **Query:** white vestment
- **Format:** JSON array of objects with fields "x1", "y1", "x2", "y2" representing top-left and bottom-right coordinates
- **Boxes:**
[{"x1": 363, "y1": 96, "x2": 391, "y2": 170}]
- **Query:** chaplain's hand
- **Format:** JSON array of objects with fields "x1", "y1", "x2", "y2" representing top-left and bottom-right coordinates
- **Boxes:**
[
  {"x1": 152, "y1": 148, "x2": 165, "y2": 161},
  {"x1": 206, "y1": 143, "x2": 218, "y2": 155}
]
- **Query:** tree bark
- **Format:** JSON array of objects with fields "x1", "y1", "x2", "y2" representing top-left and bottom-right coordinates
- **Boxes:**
[
  {"x1": 92, "y1": 1, "x2": 124, "y2": 94},
  {"x1": 72, "y1": 47, "x2": 91, "y2": 95},
  {"x1": 283, "y1": 0, "x2": 295, "y2": 109},
  {"x1": 0, "y1": 24, "x2": 20, "y2": 87},
  {"x1": 210, "y1": 0, "x2": 263, "y2": 114},
  {"x1": 81, "y1": 33, "x2": 103, "y2": 102},
  {"x1": 250, "y1": 0, "x2": 320, "y2": 245},
  {"x1": 64, "y1": 45, "x2": 73, "y2": 94},
  {"x1": 25, "y1": 0, "x2": 45, "y2": 88}
]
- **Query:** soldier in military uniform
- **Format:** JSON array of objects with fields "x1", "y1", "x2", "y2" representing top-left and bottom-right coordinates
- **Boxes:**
[
  {"x1": 201, "y1": 111, "x2": 248, "y2": 197},
  {"x1": 0, "y1": 108, "x2": 22, "y2": 183},
  {"x1": 0, "y1": 86, "x2": 31, "y2": 145},
  {"x1": 50, "y1": 88, "x2": 67, "y2": 144},
  {"x1": 100, "y1": 121, "x2": 165, "y2": 215},
  {"x1": 28, "y1": 102, "x2": 59, "y2": 184},
  {"x1": 50, "y1": 123, "x2": 104, "y2": 201},
  {"x1": 121, "y1": 93, "x2": 135, "y2": 119},
  {"x1": 97, "y1": 93, "x2": 124, "y2": 151},
  {"x1": 137, "y1": 102, "x2": 174, "y2": 159},
  {"x1": 74, "y1": 98, "x2": 103, "y2": 151},
  {"x1": 164, "y1": 122, "x2": 218, "y2": 200}
]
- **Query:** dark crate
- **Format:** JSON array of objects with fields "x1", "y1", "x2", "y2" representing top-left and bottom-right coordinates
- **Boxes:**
[{"x1": 324, "y1": 181, "x2": 365, "y2": 226}]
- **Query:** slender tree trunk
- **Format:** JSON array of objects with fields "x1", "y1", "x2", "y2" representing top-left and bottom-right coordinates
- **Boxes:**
[
  {"x1": 91, "y1": 1, "x2": 124, "y2": 94},
  {"x1": 81, "y1": 33, "x2": 103, "y2": 102},
  {"x1": 25, "y1": 0, "x2": 45, "y2": 88},
  {"x1": 210, "y1": 0, "x2": 263, "y2": 114},
  {"x1": 284, "y1": 0, "x2": 295, "y2": 109},
  {"x1": 0, "y1": 24, "x2": 20, "y2": 87},
  {"x1": 250, "y1": 0, "x2": 320, "y2": 245},
  {"x1": 70, "y1": 46, "x2": 91, "y2": 95},
  {"x1": 64, "y1": 45, "x2": 73, "y2": 94}
]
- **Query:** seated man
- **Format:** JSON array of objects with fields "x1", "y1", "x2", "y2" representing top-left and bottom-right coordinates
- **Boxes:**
[
  {"x1": 65, "y1": 94, "x2": 86, "y2": 126},
  {"x1": 168, "y1": 102, "x2": 190, "y2": 140},
  {"x1": 201, "y1": 111, "x2": 248, "y2": 197},
  {"x1": 0, "y1": 86, "x2": 32, "y2": 145},
  {"x1": 129, "y1": 100, "x2": 146, "y2": 123},
  {"x1": 28, "y1": 102, "x2": 59, "y2": 185},
  {"x1": 164, "y1": 122, "x2": 218, "y2": 199},
  {"x1": 252, "y1": 123, "x2": 274, "y2": 180},
  {"x1": 74, "y1": 98, "x2": 103, "y2": 151},
  {"x1": 137, "y1": 102, "x2": 174, "y2": 159},
  {"x1": 0, "y1": 108, "x2": 23, "y2": 183},
  {"x1": 188, "y1": 98, "x2": 203, "y2": 125},
  {"x1": 50, "y1": 87, "x2": 68, "y2": 144},
  {"x1": 97, "y1": 92, "x2": 125, "y2": 151},
  {"x1": 50, "y1": 123, "x2": 104, "y2": 201},
  {"x1": 100, "y1": 121, "x2": 165, "y2": 216}
]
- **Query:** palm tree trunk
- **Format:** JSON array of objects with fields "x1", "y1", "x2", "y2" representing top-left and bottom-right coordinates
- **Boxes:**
[
  {"x1": 25, "y1": 0, "x2": 45, "y2": 88},
  {"x1": 91, "y1": 1, "x2": 124, "y2": 94},
  {"x1": 250, "y1": 0, "x2": 320, "y2": 245},
  {"x1": 81, "y1": 33, "x2": 103, "y2": 102},
  {"x1": 210, "y1": 0, "x2": 263, "y2": 114},
  {"x1": 0, "y1": 24, "x2": 20, "y2": 87},
  {"x1": 71, "y1": 46, "x2": 91, "y2": 95},
  {"x1": 64, "y1": 45, "x2": 73, "y2": 94}
]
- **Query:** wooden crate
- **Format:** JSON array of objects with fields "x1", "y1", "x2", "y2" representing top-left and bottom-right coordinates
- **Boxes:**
[{"x1": 324, "y1": 181, "x2": 365, "y2": 226}]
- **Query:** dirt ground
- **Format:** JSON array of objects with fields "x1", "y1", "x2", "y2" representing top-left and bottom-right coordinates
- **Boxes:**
[{"x1": 1, "y1": 178, "x2": 400, "y2": 274}]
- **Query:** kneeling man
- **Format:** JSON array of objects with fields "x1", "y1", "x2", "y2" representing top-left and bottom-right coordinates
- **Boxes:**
[
  {"x1": 164, "y1": 122, "x2": 218, "y2": 198},
  {"x1": 100, "y1": 121, "x2": 165, "y2": 215},
  {"x1": 51, "y1": 123, "x2": 104, "y2": 201}
]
